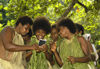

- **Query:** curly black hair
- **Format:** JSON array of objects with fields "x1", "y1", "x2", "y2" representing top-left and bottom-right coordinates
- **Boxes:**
[
  {"x1": 75, "y1": 23, "x2": 84, "y2": 35},
  {"x1": 16, "y1": 16, "x2": 33, "y2": 26},
  {"x1": 32, "y1": 16, "x2": 51, "y2": 34},
  {"x1": 57, "y1": 18, "x2": 76, "y2": 34}
]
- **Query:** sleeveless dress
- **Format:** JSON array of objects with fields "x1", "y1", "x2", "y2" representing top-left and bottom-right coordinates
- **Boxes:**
[
  {"x1": 0, "y1": 31, "x2": 25, "y2": 69},
  {"x1": 59, "y1": 35, "x2": 89, "y2": 69}
]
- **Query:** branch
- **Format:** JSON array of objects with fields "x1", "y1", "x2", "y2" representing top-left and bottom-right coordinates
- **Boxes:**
[
  {"x1": 77, "y1": 1, "x2": 88, "y2": 12},
  {"x1": 57, "y1": 0, "x2": 88, "y2": 21},
  {"x1": 59, "y1": 0, "x2": 77, "y2": 19}
]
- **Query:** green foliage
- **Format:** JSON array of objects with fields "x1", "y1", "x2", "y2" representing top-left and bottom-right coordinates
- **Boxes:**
[{"x1": 0, "y1": 0, "x2": 100, "y2": 45}]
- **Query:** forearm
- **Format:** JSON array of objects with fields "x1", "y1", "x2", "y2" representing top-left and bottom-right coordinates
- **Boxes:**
[
  {"x1": 26, "y1": 51, "x2": 32, "y2": 62},
  {"x1": 53, "y1": 50, "x2": 63, "y2": 67},
  {"x1": 26, "y1": 51, "x2": 32, "y2": 58},
  {"x1": 44, "y1": 52, "x2": 55, "y2": 65},
  {"x1": 75, "y1": 55, "x2": 95, "y2": 63},
  {"x1": 6, "y1": 43, "x2": 36, "y2": 52}
]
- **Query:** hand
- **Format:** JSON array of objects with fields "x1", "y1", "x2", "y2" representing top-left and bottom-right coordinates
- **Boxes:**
[
  {"x1": 67, "y1": 56, "x2": 76, "y2": 64},
  {"x1": 32, "y1": 44, "x2": 40, "y2": 52},
  {"x1": 39, "y1": 44, "x2": 48, "y2": 52},
  {"x1": 50, "y1": 42, "x2": 56, "y2": 52}
]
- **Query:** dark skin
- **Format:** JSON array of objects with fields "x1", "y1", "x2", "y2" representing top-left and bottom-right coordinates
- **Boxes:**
[
  {"x1": 35, "y1": 29, "x2": 55, "y2": 65},
  {"x1": 50, "y1": 28, "x2": 63, "y2": 67},
  {"x1": 50, "y1": 42, "x2": 63, "y2": 67},
  {"x1": 55, "y1": 26, "x2": 95, "y2": 66},
  {"x1": 0, "y1": 23, "x2": 45, "y2": 60},
  {"x1": 51, "y1": 28, "x2": 59, "y2": 42},
  {"x1": 1, "y1": 24, "x2": 38, "y2": 52},
  {"x1": 76, "y1": 30, "x2": 94, "y2": 54},
  {"x1": 87, "y1": 40, "x2": 94, "y2": 53},
  {"x1": 68, "y1": 36, "x2": 95, "y2": 64},
  {"x1": 35, "y1": 29, "x2": 48, "y2": 52}
]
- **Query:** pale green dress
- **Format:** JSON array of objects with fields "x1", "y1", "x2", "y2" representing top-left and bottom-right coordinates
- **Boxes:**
[
  {"x1": 76, "y1": 34, "x2": 95, "y2": 69},
  {"x1": 59, "y1": 35, "x2": 89, "y2": 69},
  {"x1": 0, "y1": 31, "x2": 25, "y2": 69}
]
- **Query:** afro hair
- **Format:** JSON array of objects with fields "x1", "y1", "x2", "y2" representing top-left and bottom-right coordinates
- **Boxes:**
[
  {"x1": 57, "y1": 18, "x2": 76, "y2": 34},
  {"x1": 16, "y1": 16, "x2": 33, "y2": 26},
  {"x1": 32, "y1": 16, "x2": 51, "y2": 34}
]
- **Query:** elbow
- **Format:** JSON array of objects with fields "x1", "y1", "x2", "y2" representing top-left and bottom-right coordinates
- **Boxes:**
[
  {"x1": 4, "y1": 44, "x2": 15, "y2": 52},
  {"x1": 59, "y1": 62, "x2": 63, "y2": 67}
]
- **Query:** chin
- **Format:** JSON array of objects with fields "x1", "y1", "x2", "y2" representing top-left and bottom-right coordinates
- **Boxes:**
[
  {"x1": 22, "y1": 33, "x2": 26, "y2": 35},
  {"x1": 37, "y1": 37, "x2": 43, "y2": 40}
]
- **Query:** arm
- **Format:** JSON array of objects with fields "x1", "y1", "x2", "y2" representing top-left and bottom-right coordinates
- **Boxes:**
[
  {"x1": 51, "y1": 42, "x2": 63, "y2": 67},
  {"x1": 44, "y1": 51, "x2": 55, "y2": 65},
  {"x1": 68, "y1": 54, "x2": 95, "y2": 64},
  {"x1": 53, "y1": 50, "x2": 63, "y2": 67},
  {"x1": 87, "y1": 40, "x2": 94, "y2": 53},
  {"x1": 68, "y1": 36, "x2": 95, "y2": 64},
  {"x1": 77, "y1": 36, "x2": 90, "y2": 56},
  {"x1": 26, "y1": 51, "x2": 32, "y2": 62},
  {"x1": 39, "y1": 44, "x2": 55, "y2": 65},
  {"x1": 1, "y1": 27, "x2": 38, "y2": 52}
]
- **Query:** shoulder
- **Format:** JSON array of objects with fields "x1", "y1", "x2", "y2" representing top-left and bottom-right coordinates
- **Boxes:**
[
  {"x1": 1, "y1": 26, "x2": 15, "y2": 36},
  {"x1": 77, "y1": 36, "x2": 85, "y2": 43},
  {"x1": 2, "y1": 26, "x2": 14, "y2": 32}
]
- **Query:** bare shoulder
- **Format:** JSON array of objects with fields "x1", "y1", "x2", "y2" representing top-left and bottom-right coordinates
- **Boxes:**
[
  {"x1": 0, "y1": 26, "x2": 15, "y2": 39},
  {"x1": 1, "y1": 26, "x2": 14, "y2": 32},
  {"x1": 1, "y1": 26, "x2": 15, "y2": 34},
  {"x1": 77, "y1": 36, "x2": 85, "y2": 42}
]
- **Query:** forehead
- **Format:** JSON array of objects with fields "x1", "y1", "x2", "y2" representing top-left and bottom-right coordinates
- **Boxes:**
[
  {"x1": 51, "y1": 28, "x2": 58, "y2": 32},
  {"x1": 36, "y1": 29, "x2": 45, "y2": 32},
  {"x1": 59, "y1": 26, "x2": 67, "y2": 29}
]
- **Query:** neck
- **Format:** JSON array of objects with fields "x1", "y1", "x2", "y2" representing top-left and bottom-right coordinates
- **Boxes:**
[
  {"x1": 15, "y1": 26, "x2": 20, "y2": 34},
  {"x1": 66, "y1": 34, "x2": 74, "y2": 40}
]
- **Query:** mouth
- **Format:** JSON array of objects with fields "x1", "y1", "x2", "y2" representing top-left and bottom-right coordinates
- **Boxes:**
[{"x1": 37, "y1": 35, "x2": 43, "y2": 40}]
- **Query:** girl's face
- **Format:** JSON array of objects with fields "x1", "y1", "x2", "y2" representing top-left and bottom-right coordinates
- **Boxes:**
[
  {"x1": 51, "y1": 28, "x2": 58, "y2": 41},
  {"x1": 59, "y1": 26, "x2": 71, "y2": 38},
  {"x1": 35, "y1": 29, "x2": 46, "y2": 40}
]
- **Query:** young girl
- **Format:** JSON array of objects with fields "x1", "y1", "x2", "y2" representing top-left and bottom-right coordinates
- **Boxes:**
[
  {"x1": 52, "y1": 18, "x2": 95, "y2": 69},
  {"x1": 50, "y1": 24, "x2": 63, "y2": 69},
  {"x1": 28, "y1": 16, "x2": 52, "y2": 69},
  {"x1": 75, "y1": 23, "x2": 97, "y2": 69}
]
